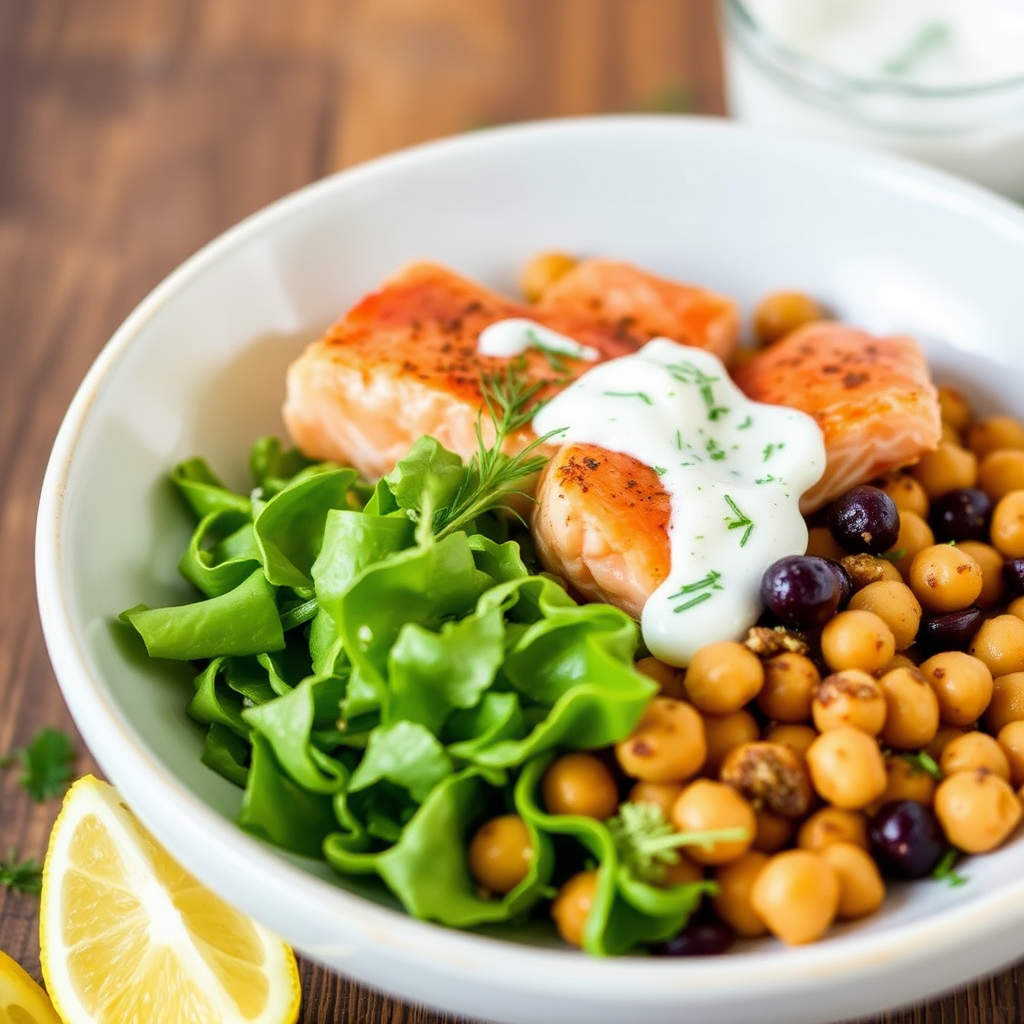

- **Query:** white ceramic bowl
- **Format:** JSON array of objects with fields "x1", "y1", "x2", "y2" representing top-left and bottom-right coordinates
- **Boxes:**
[{"x1": 36, "y1": 116, "x2": 1024, "y2": 1024}]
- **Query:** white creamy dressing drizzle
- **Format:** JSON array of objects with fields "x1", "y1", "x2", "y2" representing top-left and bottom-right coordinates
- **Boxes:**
[
  {"x1": 477, "y1": 318, "x2": 602, "y2": 362},
  {"x1": 529, "y1": 336, "x2": 826, "y2": 666}
]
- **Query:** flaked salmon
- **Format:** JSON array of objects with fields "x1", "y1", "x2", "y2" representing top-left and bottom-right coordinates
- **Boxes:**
[
  {"x1": 731, "y1": 322, "x2": 942, "y2": 512},
  {"x1": 532, "y1": 444, "x2": 670, "y2": 619},
  {"x1": 283, "y1": 261, "x2": 739, "y2": 481}
]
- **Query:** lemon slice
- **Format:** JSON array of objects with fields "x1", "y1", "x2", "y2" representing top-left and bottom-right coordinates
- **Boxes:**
[
  {"x1": 0, "y1": 948, "x2": 62, "y2": 1024},
  {"x1": 39, "y1": 775, "x2": 301, "y2": 1024}
]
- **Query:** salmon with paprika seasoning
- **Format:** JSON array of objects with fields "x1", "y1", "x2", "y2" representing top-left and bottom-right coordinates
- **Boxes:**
[
  {"x1": 282, "y1": 260, "x2": 739, "y2": 482},
  {"x1": 532, "y1": 321, "x2": 941, "y2": 620},
  {"x1": 731, "y1": 322, "x2": 942, "y2": 512}
]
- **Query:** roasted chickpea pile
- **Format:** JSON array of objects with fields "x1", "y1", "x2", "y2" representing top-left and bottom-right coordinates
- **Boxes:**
[{"x1": 466, "y1": 370, "x2": 1024, "y2": 955}]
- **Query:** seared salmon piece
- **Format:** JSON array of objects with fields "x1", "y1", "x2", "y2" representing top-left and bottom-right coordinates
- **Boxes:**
[
  {"x1": 731, "y1": 322, "x2": 942, "y2": 512},
  {"x1": 283, "y1": 261, "x2": 739, "y2": 481},
  {"x1": 536, "y1": 259, "x2": 739, "y2": 364},
  {"x1": 532, "y1": 444, "x2": 670, "y2": 619}
]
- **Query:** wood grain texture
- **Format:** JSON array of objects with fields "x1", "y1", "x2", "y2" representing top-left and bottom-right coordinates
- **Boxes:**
[{"x1": 0, "y1": 1, "x2": 1020, "y2": 1022}]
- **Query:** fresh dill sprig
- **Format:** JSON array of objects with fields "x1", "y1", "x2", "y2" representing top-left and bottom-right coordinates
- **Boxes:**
[
  {"x1": 607, "y1": 801, "x2": 747, "y2": 884},
  {"x1": 433, "y1": 358, "x2": 558, "y2": 539},
  {"x1": 901, "y1": 750, "x2": 943, "y2": 781},
  {"x1": 0, "y1": 848, "x2": 43, "y2": 895},
  {"x1": 932, "y1": 848, "x2": 967, "y2": 888}
]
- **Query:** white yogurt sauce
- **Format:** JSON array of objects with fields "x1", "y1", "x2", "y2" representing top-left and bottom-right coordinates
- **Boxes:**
[
  {"x1": 532, "y1": 338, "x2": 826, "y2": 666},
  {"x1": 745, "y1": 0, "x2": 1024, "y2": 88},
  {"x1": 478, "y1": 318, "x2": 601, "y2": 362}
]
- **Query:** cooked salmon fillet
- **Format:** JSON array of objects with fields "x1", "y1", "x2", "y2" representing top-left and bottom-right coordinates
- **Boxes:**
[
  {"x1": 537, "y1": 259, "x2": 739, "y2": 363},
  {"x1": 731, "y1": 322, "x2": 942, "y2": 512},
  {"x1": 532, "y1": 444, "x2": 670, "y2": 619},
  {"x1": 283, "y1": 261, "x2": 739, "y2": 481}
]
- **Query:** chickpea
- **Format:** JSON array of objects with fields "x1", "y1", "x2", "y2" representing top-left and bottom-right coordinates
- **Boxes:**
[
  {"x1": 933, "y1": 770, "x2": 1023, "y2": 853},
  {"x1": 990, "y1": 491, "x2": 1024, "y2": 558},
  {"x1": 752, "y1": 808, "x2": 796, "y2": 854},
  {"x1": 969, "y1": 615, "x2": 1024, "y2": 677},
  {"x1": 551, "y1": 869, "x2": 598, "y2": 948},
  {"x1": 796, "y1": 807, "x2": 869, "y2": 851},
  {"x1": 757, "y1": 652, "x2": 820, "y2": 723},
  {"x1": 883, "y1": 652, "x2": 920, "y2": 673},
  {"x1": 820, "y1": 609, "x2": 896, "y2": 674},
  {"x1": 670, "y1": 779, "x2": 756, "y2": 865},
  {"x1": 818, "y1": 842, "x2": 886, "y2": 920},
  {"x1": 520, "y1": 250, "x2": 576, "y2": 303},
  {"x1": 753, "y1": 291, "x2": 826, "y2": 347},
  {"x1": 877, "y1": 473, "x2": 930, "y2": 519},
  {"x1": 659, "y1": 854, "x2": 705, "y2": 888},
  {"x1": 627, "y1": 780, "x2": 685, "y2": 821},
  {"x1": 967, "y1": 415, "x2": 1024, "y2": 459},
  {"x1": 749, "y1": 849, "x2": 840, "y2": 945},
  {"x1": 615, "y1": 696, "x2": 706, "y2": 783},
  {"x1": 812, "y1": 669, "x2": 887, "y2": 736},
  {"x1": 840, "y1": 553, "x2": 903, "y2": 590},
  {"x1": 1009, "y1": 595, "x2": 1024, "y2": 621},
  {"x1": 712, "y1": 851, "x2": 770, "y2": 938},
  {"x1": 978, "y1": 449, "x2": 1024, "y2": 501},
  {"x1": 907, "y1": 544, "x2": 983, "y2": 614},
  {"x1": 720, "y1": 741, "x2": 812, "y2": 817},
  {"x1": 467, "y1": 815, "x2": 534, "y2": 895},
  {"x1": 939, "y1": 731, "x2": 1011, "y2": 782},
  {"x1": 847, "y1": 579, "x2": 922, "y2": 650},
  {"x1": 877, "y1": 666, "x2": 941, "y2": 750},
  {"x1": 763, "y1": 723, "x2": 818, "y2": 764},
  {"x1": 940, "y1": 420, "x2": 963, "y2": 445},
  {"x1": 806, "y1": 726, "x2": 887, "y2": 809},
  {"x1": 806, "y1": 526, "x2": 847, "y2": 561},
  {"x1": 996, "y1": 720, "x2": 1024, "y2": 788},
  {"x1": 542, "y1": 752, "x2": 620, "y2": 819},
  {"x1": 634, "y1": 656, "x2": 686, "y2": 700},
  {"x1": 869, "y1": 754, "x2": 937, "y2": 812},
  {"x1": 937, "y1": 385, "x2": 973, "y2": 434},
  {"x1": 956, "y1": 541, "x2": 1005, "y2": 607},
  {"x1": 684, "y1": 641, "x2": 764, "y2": 716},
  {"x1": 885, "y1": 510, "x2": 935, "y2": 578},
  {"x1": 918, "y1": 651, "x2": 993, "y2": 727},
  {"x1": 701, "y1": 708, "x2": 760, "y2": 777},
  {"x1": 909, "y1": 443, "x2": 978, "y2": 499},
  {"x1": 924, "y1": 724, "x2": 968, "y2": 761},
  {"x1": 985, "y1": 672, "x2": 1024, "y2": 733}
]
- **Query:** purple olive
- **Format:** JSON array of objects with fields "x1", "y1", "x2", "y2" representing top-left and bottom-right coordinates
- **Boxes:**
[
  {"x1": 827, "y1": 485, "x2": 901, "y2": 554},
  {"x1": 870, "y1": 800, "x2": 946, "y2": 878},
  {"x1": 916, "y1": 606, "x2": 984, "y2": 655},
  {"x1": 761, "y1": 555, "x2": 843, "y2": 629},
  {"x1": 1002, "y1": 558, "x2": 1024, "y2": 597},
  {"x1": 651, "y1": 919, "x2": 734, "y2": 957},
  {"x1": 928, "y1": 487, "x2": 993, "y2": 543}
]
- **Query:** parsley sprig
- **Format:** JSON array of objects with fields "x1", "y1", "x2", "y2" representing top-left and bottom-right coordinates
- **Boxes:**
[
  {"x1": 433, "y1": 359, "x2": 558, "y2": 539},
  {"x1": 607, "y1": 801, "x2": 747, "y2": 884},
  {"x1": 0, "y1": 848, "x2": 43, "y2": 895},
  {"x1": 0, "y1": 727, "x2": 76, "y2": 802}
]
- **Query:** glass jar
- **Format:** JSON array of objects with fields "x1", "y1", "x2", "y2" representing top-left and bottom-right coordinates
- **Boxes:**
[{"x1": 719, "y1": 0, "x2": 1024, "y2": 201}]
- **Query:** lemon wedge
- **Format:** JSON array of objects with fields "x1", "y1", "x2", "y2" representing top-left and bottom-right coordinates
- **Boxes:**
[
  {"x1": 39, "y1": 775, "x2": 301, "y2": 1024},
  {"x1": 0, "y1": 948, "x2": 62, "y2": 1024}
]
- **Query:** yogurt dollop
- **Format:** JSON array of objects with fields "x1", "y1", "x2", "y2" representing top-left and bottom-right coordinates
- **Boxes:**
[{"x1": 532, "y1": 338, "x2": 826, "y2": 666}]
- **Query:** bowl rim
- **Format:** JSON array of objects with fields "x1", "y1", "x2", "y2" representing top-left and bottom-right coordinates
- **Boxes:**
[{"x1": 33, "y1": 113, "x2": 1024, "y2": 1005}]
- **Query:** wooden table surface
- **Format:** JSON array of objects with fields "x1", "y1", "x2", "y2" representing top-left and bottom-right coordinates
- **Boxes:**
[{"x1": 2, "y1": 2, "x2": 1022, "y2": 1022}]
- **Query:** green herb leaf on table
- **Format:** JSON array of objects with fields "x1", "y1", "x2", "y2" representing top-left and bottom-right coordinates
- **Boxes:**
[
  {"x1": 0, "y1": 848, "x2": 43, "y2": 895},
  {"x1": 0, "y1": 727, "x2": 76, "y2": 801}
]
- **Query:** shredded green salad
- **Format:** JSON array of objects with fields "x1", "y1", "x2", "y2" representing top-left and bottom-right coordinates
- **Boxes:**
[{"x1": 120, "y1": 369, "x2": 716, "y2": 955}]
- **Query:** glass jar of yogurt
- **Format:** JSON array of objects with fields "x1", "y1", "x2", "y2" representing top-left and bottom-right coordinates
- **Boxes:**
[{"x1": 720, "y1": 0, "x2": 1024, "y2": 201}]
